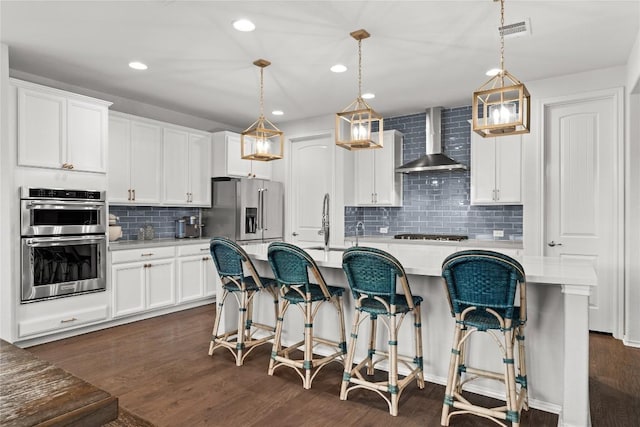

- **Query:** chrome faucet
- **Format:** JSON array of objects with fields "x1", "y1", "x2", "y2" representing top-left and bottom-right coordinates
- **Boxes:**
[
  {"x1": 355, "y1": 221, "x2": 365, "y2": 247},
  {"x1": 318, "y1": 193, "x2": 330, "y2": 251}
]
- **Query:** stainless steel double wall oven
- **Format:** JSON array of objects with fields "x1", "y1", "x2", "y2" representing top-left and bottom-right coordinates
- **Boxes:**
[{"x1": 20, "y1": 187, "x2": 107, "y2": 303}]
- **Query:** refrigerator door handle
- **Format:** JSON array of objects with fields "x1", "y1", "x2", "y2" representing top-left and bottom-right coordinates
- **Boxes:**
[
  {"x1": 258, "y1": 188, "x2": 263, "y2": 231},
  {"x1": 262, "y1": 188, "x2": 268, "y2": 231}
]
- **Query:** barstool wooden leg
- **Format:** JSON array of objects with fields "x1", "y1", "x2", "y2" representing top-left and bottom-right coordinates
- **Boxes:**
[
  {"x1": 269, "y1": 299, "x2": 289, "y2": 376},
  {"x1": 389, "y1": 309, "x2": 399, "y2": 417},
  {"x1": 235, "y1": 291, "x2": 249, "y2": 366},
  {"x1": 340, "y1": 309, "x2": 361, "y2": 400},
  {"x1": 334, "y1": 295, "x2": 347, "y2": 358},
  {"x1": 303, "y1": 298, "x2": 313, "y2": 389},
  {"x1": 441, "y1": 322, "x2": 463, "y2": 426},
  {"x1": 516, "y1": 325, "x2": 528, "y2": 410},
  {"x1": 209, "y1": 290, "x2": 228, "y2": 356},
  {"x1": 367, "y1": 314, "x2": 377, "y2": 375},
  {"x1": 504, "y1": 328, "x2": 520, "y2": 427},
  {"x1": 413, "y1": 304, "x2": 425, "y2": 389}
]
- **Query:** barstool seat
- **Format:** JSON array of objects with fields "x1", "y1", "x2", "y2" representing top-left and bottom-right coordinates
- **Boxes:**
[
  {"x1": 208, "y1": 237, "x2": 279, "y2": 366},
  {"x1": 267, "y1": 242, "x2": 347, "y2": 389},
  {"x1": 441, "y1": 249, "x2": 528, "y2": 427},
  {"x1": 340, "y1": 246, "x2": 424, "y2": 416}
]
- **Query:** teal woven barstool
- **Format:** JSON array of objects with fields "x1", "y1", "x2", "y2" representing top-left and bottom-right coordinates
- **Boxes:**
[
  {"x1": 208, "y1": 237, "x2": 278, "y2": 366},
  {"x1": 267, "y1": 242, "x2": 347, "y2": 389},
  {"x1": 441, "y1": 250, "x2": 528, "y2": 427},
  {"x1": 340, "y1": 247, "x2": 424, "y2": 416}
]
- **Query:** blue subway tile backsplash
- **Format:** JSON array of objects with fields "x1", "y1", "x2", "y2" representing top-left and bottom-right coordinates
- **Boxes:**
[
  {"x1": 109, "y1": 206, "x2": 200, "y2": 240},
  {"x1": 345, "y1": 107, "x2": 523, "y2": 240}
]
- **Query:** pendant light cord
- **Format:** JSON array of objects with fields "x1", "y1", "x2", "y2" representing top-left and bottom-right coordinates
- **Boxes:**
[
  {"x1": 259, "y1": 66, "x2": 265, "y2": 119},
  {"x1": 500, "y1": 0, "x2": 505, "y2": 76},
  {"x1": 358, "y1": 38, "x2": 362, "y2": 99}
]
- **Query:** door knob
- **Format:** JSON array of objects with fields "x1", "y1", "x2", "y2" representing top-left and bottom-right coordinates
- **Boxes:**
[
  {"x1": 292, "y1": 232, "x2": 299, "y2": 236},
  {"x1": 548, "y1": 240, "x2": 563, "y2": 247}
]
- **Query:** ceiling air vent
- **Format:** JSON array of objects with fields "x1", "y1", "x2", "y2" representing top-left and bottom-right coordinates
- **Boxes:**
[{"x1": 499, "y1": 18, "x2": 531, "y2": 38}]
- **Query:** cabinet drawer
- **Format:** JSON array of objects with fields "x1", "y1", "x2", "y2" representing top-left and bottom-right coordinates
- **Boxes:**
[
  {"x1": 111, "y1": 246, "x2": 175, "y2": 263},
  {"x1": 18, "y1": 305, "x2": 108, "y2": 337},
  {"x1": 177, "y1": 243, "x2": 211, "y2": 257}
]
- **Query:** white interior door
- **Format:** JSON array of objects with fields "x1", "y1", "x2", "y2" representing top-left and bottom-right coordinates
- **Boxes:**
[
  {"x1": 544, "y1": 92, "x2": 621, "y2": 333},
  {"x1": 289, "y1": 133, "x2": 334, "y2": 244}
]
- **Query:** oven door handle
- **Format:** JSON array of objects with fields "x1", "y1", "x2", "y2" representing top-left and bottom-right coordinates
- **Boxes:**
[
  {"x1": 26, "y1": 201, "x2": 105, "y2": 210},
  {"x1": 24, "y1": 235, "x2": 106, "y2": 247}
]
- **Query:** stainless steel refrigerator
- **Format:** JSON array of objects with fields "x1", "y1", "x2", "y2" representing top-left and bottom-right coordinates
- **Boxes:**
[{"x1": 201, "y1": 177, "x2": 284, "y2": 243}]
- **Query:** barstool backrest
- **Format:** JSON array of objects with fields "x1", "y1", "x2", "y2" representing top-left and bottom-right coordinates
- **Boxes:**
[
  {"x1": 267, "y1": 242, "x2": 331, "y2": 297},
  {"x1": 210, "y1": 237, "x2": 263, "y2": 288},
  {"x1": 441, "y1": 250, "x2": 525, "y2": 321},
  {"x1": 342, "y1": 246, "x2": 415, "y2": 308}
]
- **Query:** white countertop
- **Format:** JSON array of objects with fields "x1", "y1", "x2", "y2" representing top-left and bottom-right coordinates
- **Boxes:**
[
  {"x1": 241, "y1": 243, "x2": 596, "y2": 287},
  {"x1": 108, "y1": 237, "x2": 211, "y2": 251}
]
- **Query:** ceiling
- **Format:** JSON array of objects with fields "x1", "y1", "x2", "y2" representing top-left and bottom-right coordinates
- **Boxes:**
[{"x1": 1, "y1": 1, "x2": 638, "y2": 130}]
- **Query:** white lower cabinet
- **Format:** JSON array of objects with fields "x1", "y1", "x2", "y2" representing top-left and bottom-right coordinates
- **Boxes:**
[
  {"x1": 17, "y1": 292, "x2": 109, "y2": 339},
  {"x1": 177, "y1": 243, "x2": 216, "y2": 303},
  {"x1": 111, "y1": 246, "x2": 176, "y2": 318}
]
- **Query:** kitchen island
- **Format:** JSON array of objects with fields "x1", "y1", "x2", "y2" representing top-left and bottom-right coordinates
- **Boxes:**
[{"x1": 221, "y1": 242, "x2": 596, "y2": 427}]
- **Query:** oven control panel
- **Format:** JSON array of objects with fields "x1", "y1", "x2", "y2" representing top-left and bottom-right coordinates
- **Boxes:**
[{"x1": 23, "y1": 187, "x2": 104, "y2": 201}]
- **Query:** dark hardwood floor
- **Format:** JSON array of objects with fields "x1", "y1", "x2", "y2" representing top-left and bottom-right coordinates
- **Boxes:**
[{"x1": 27, "y1": 305, "x2": 639, "y2": 426}]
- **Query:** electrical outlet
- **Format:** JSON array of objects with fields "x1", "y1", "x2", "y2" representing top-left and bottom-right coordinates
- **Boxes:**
[
  {"x1": 379, "y1": 227, "x2": 388, "y2": 234},
  {"x1": 493, "y1": 229, "x2": 504, "y2": 238}
]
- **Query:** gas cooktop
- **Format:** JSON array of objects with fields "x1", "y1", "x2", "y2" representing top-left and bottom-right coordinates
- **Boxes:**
[{"x1": 393, "y1": 233, "x2": 468, "y2": 242}]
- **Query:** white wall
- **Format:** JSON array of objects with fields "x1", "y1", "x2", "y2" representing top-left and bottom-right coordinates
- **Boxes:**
[
  {"x1": 0, "y1": 44, "x2": 14, "y2": 341},
  {"x1": 624, "y1": 26, "x2": 640, "y2": 347}
]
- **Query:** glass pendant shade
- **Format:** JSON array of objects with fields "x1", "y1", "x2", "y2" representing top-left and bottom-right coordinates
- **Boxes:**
[
  {"x1": 241, "y1": 59, "x2": 284, "y2": 161},
  {"x1": 472, "y1": 70, "x2": 530, "y2": 137},
  {"x1": 472, "y1": 0, "x2": 530, "y2": 138},
  {"x1": 335, "y1": 29, "x2": 384, "y2": 150}
]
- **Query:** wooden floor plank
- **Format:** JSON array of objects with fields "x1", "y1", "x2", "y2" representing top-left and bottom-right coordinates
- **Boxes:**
[{"x1": 26, "y1": 304, "x2": 639, "y2": 426}]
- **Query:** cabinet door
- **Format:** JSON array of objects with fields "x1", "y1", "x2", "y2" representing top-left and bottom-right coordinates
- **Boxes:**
[
  {"x1": 252, "y1": 157, "x2": 272, "y2": 180},
  {"x1": 470, "y1": 134, "x2": 497, "y2": 204},
  {"x1": 188, "y1": 133, "x2": 212, "y2": 206},
  {"x1": 163, "y1": 128, "x2": 190, "y2": 204},
  {"x1": 17, "y1": 87, "x2": 65, "y2": 169},
  {"x1": 203, "y1": 254, "x2": 216, "y2": 297},
  {"x1": 373, "y1": 138, "x2": 398, "y2": 205},
  {"x1": 354, "y1": 149, "x2": 376, "y2": 205},
  {"x1": 67, "y1": 99, "x2": 107, "y2": 173},
  {"x1": 112, "y1": 262, "x2": 146, "y2": 317},
  {"x1": 225, "y1": 133, "x2": 252, "y2": 177},
  {"x1": 177, "y1": 256, "x2": 205, "y2": 303},
  {"x1": 495, "y1": 135, "x2": 522, "y2": 203},
  {"x1": 108, "y1": 117, "x2": 132, "y2": 203},
  {"x1": 130, "y1": 121, "x2": 162, "y2": 204},
  {"x1": 146, "y1": 259, "x2": 175, "y2": 310}
]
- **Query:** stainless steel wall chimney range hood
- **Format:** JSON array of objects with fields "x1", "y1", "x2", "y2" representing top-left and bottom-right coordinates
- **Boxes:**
[{"x1": 395, "y1": 107, "x2": 468, "y2": 173}]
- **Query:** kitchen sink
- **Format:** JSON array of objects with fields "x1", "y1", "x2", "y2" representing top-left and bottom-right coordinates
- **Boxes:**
[{"x1": 304, "y1": 246, "x2": 346, "y2": 252}]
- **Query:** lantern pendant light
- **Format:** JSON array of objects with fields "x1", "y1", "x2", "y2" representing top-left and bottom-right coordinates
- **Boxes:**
[
  {"x1": 241, "y1": 59, "x2": 284, "y2": 161},
  {"x1": 472, "y1": 0, "x2": 530, "y2": 137},
  {"x1": 335, "y1": 29, "x2": 384, "y2": 150}
]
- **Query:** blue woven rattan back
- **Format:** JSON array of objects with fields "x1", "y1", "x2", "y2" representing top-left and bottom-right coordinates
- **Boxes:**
[
  {"x1": 210, "y1": 237, "x2": 247, "y2": 278},
  {"x1": 342, "y1": 247, "x2": 406, "y2": 305},
  {"x1": 267, "y1": 242, "x2": 316, "y2": 291},
  {"x1": 441, "y1": 250, "x2": 525, "y2": 320}
]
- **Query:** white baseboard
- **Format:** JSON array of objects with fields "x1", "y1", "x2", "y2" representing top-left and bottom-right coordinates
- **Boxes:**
[{"x1": 623, "y1": 335, "x2": 640, "y2": 348}]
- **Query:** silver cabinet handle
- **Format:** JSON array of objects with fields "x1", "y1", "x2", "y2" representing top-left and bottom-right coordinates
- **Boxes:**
[
  {"x1": 292, "y1": 232, "x2": 299, "y2": 236},
  {"x1": 60, "y1": 317, "x2": 78, "y2": 323},
  {"x1": 548, "y1": 241, "x2": 563, "y2": 247},
  {"x1": 141, "y1": 253, "x2": 154, "y2": 257}
]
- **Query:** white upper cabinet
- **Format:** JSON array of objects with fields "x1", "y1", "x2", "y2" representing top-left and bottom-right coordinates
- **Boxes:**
[
  {"x1": 470, "y1": 130, "x2": 522, "y2": 205},
  {"x1": 163, "y1": 128, "x2": 211, "y2": 206},
  {"x1": 354, "y1": 130, "x2": 403, "y2": 206},
  {"x1": 15, "y1": 79, "x2": 110, "y2": 173},
  {"x1": 212, "y1": 131, "x2": 272, "y2": 180},
  {"x1": 108, "y1": 114, "x2": 162, "y2": 204}
]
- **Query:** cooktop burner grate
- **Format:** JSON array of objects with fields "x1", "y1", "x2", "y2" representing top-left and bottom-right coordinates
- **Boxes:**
[{"x1": 393, "y1": 233, "x2": 469, "y2": 241}]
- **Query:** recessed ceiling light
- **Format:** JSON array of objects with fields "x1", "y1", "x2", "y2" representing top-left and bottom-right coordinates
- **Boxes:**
[
  {"x1": 330, "y1": 64, "x2": 347, "y2": 73},
  {"x1": 272, "y1": 110, "x2": 284, "y2": 116},
  {"x1": 362, "y1": 93, "x2": 375, "y2": 99},
  {"x1": 128, "y1": 61, "x2": 148, "y2": 70},
  {"x1": 233, "y1": 19, "x2": 255, "y2": 32},
  {"x1": 485, "y1": 68, "x2": 502, "y2": 76}
]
